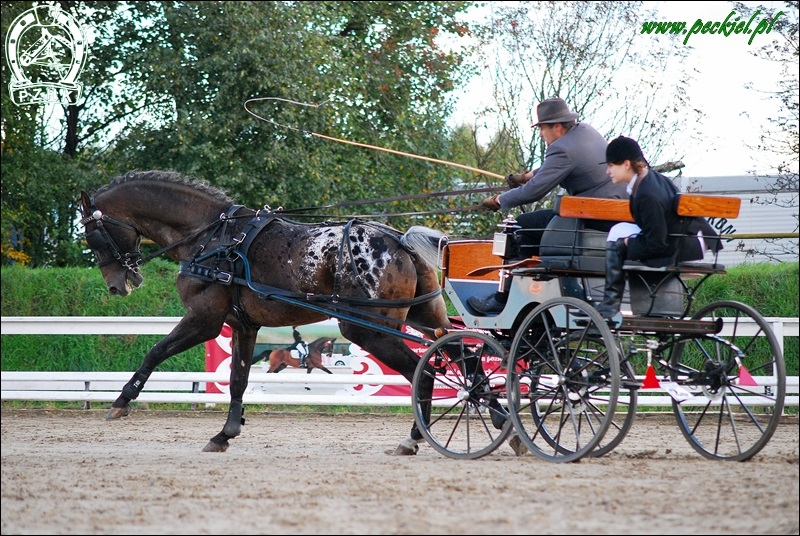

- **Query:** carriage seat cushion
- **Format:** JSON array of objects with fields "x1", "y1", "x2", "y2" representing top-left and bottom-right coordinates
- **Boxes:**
[
  {"x1": 533, "y1": 216, "x2": 608, "y2": 273},
  {"x1": 535, "y1": 255, "x2": 607, "y2": 274},
  {"x1": 539, "y1": 216, "x2": 607, "y2": 257}
]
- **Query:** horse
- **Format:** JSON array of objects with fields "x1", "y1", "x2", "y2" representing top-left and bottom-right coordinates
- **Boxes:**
[
  {"x1": 255, "y1": 336, "x2": 336, "y2": 374},
  {"x1": 79, "y1": 170, "x2": 452, "y2": 455}
]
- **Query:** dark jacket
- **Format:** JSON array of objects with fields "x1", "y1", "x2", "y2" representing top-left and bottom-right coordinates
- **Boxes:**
[
  {"x1": 498, "y1": 122, "x2": 628, "y2": 210},
  {"x1": 626, "y1": 169, "x2": 723, "y2": 267}
]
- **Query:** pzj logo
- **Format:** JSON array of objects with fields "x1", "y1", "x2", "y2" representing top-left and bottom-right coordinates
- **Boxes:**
[{"x1": 5, "y1": 3, "x2": 88, "y2": 106}]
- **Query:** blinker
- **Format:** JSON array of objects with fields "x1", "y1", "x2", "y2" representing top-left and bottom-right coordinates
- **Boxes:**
[{"x1": 85, "y1": 230, "x2": 106, "y2": 250}]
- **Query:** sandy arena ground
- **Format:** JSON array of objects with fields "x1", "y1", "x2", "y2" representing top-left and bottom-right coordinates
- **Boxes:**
[{"x1": 1, "y1": 408, "x2": 798, "y2": 535}]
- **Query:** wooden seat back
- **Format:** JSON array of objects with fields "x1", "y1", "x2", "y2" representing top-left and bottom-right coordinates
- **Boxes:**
[
  {"x1": 556, "y1": 194, "x2": 741, "y2": 221},
  {"x1": 440, "y1": 240, "x2": 499, "y2": 282}
]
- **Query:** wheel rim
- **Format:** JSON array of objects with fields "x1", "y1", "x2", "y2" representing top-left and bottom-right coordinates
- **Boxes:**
[
  {"x1": 412, "y1": 331, "x2": 513, "y2": 459},
  {"x1": 507, "y1": 297, "x2": 620, "y2": 463},
  {"x1": 669, "y1": 300, "x2": 786, "y2": 461}
]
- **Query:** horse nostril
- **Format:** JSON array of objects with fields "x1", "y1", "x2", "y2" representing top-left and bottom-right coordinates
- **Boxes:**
[{"x1": 109, "y1": 286, "x2": 120, "y2": 295}]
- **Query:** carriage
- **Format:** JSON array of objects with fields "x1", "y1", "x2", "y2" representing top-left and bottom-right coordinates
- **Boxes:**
[
  {"x1": 409, "y1": 194, "x2": 787, "y2": 462},
  {"x1": 80, "y1": 171, "x2": 786, "y2": 462}
]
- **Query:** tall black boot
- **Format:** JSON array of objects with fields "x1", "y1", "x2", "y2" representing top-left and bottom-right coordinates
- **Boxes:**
[{"x1": 595, "y1": 241, "x2": 626, "y2": 320}]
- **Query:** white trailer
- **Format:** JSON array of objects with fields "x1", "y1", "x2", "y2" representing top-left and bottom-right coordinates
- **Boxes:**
[{"x1": 674, "y1": 175, "x2": 798, "y2": 266}]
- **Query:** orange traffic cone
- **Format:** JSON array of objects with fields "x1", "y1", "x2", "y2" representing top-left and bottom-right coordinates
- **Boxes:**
[
  {"x1": 642, "y1": 363, "x2": 661, "y2": 389},
  {"x1": 737, "y1": 364, "x2": 758, "y2": 386}
]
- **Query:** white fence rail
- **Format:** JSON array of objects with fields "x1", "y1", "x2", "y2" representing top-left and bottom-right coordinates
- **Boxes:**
[
  {"x1": 2, "y1": 316, "x2": 798, "y2": 408},
  {"x1": 0, "y1": 370, "x2": 414, "y2": 407}
]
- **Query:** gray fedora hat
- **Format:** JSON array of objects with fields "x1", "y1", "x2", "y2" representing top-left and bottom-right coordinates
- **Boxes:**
[{"x1": 533, "y1": 97, "x2": 579, "y2": 126}]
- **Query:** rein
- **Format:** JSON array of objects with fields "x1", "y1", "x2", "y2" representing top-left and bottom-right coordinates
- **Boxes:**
[
  {"x1": 85, "y1": 188, "x2": 444, "y2": 339},
  {"x1": 273, "y1": 186, "x2": 505, "y2": 216}
]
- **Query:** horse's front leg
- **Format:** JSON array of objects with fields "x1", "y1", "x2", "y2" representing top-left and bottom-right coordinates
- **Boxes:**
[
  {"x1": 108, "y1": 316, "x2": 219, "y2": 420},
  {"x1": 203, "y1": 325, "x2": 258, "y2": 452}
]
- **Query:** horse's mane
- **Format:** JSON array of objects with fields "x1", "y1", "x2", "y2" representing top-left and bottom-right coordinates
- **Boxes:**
[{"x1": 95, "y1": 170, "x2": 234, "y2": 204}]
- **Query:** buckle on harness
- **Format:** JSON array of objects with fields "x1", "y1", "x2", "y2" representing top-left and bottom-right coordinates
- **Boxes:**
[{"x1": 216, "y1": 272, "x2": 233, "y2": 284}]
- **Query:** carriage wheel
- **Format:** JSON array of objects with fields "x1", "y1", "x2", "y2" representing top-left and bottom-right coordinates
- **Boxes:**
[
  {"x1": 590, "y1": 347, "x2": 638, "y2": 457},
  {"x1": 506, "y1": 297, "x2": 620, "y2": 463},
  {"x1": 528, "y1": 331, "x2": 637, "y2": 458},
  {"x1": 411, "y1": 331, "x2": 513, "y2": 460},
  {"x1": 668, "y1": 300, "x2": 786, "y2": 461}
]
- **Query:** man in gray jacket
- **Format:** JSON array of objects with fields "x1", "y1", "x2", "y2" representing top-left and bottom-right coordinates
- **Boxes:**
[{"x1": 470, "y1": 98, "x2": 628, "y2": 315}]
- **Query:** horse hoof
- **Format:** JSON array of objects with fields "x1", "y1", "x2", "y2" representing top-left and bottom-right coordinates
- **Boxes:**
[
  {"x1": 509, "y1": 432, "x2": 528, "y2": 456},
  {"x1": 105, "y1": 406, "x2": 130, "y2": 420},
  {"x1": 393, "y1": 437, "x2": 420, "y2": 456},
  {"x1": 202, "y1": 440, "x2": 229, "y2": 453},
  {"x1": 393, "y1": 444, "x2": 418, "y2": 455}
]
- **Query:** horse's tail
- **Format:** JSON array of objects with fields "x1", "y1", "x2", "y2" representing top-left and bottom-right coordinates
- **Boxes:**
[{"x1": 400, "y1": 226, "x2": 445, "y2": 268}]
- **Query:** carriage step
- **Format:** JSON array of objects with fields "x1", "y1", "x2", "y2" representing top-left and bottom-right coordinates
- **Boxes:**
[{"x1": 618, "y1": 316, "x2": 723, "y2": 335}]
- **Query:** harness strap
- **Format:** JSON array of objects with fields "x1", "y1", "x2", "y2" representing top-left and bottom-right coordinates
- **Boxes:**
[
  {"x1": 178, "y1": 259, "x2": 441, "y2": 308},
  {"x1": 178, "y1": 212, "x2": 442, "y2": 337},
  {"x1": 336, "y1": 219, "x2": 373, "y2": 299}
]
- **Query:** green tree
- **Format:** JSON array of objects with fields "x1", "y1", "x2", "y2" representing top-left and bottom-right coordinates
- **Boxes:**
[
  {"x1": 1, "y1": 1, "x2": 171, "y2": 267},
  {"x1": 102, "y1": 1, "x2": 478, "y2": 233},
  {"x1": 2, "y1": 1, "x2": 479, "y2": 266},
  {"x1": 454, "y1": 1, "x2": 698, "y2": 218}
]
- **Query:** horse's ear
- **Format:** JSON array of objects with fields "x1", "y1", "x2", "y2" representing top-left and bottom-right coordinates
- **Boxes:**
[{"x1": 80, "y1": 191, "x2": 92, "y2": 215}]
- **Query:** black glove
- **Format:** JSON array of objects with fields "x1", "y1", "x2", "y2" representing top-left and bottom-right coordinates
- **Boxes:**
[
  {"x1": 480, "y1": 195, "x2": 501, "y2": 211},
  {"x1": 615, "y1": 237, "x2": 628, "y2": 257}
]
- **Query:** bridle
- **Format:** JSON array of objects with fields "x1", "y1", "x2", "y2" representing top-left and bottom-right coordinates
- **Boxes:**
[
  {"x1": 80, "y1": 199, "x2": 143, "y2": 276},
  {"x1": 79, "y1": 196, "x2": 253, "y2": 275}
]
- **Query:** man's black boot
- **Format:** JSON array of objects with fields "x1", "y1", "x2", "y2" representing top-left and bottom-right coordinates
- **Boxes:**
[
  {"x1": 595, "y1": 241, "x2": 626, "y2": 321},
  {"x1": 467, "y1": 291, "x2": 508, "y2": 315}
]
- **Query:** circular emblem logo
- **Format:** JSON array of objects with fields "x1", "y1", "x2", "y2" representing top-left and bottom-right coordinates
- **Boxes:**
[{"x1": 5, "y1": 4, "x2": 88, "y2": 106}]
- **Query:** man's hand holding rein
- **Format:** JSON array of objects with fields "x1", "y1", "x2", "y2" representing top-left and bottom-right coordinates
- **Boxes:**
[
  {"x1": 505, "y1": 170, "x2": 533, "y2": 189},
  {"x1": 481, "y1": 195, "x2": 501, "y2": 211}
]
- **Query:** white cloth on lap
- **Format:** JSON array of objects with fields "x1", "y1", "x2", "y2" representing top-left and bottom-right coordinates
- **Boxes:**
[
  {"x1": 606, "y1": 222, "x2": 641, "y2": 243},
  {"x1": 606, "y1": 223, "x2": 707, "y2": 259}
]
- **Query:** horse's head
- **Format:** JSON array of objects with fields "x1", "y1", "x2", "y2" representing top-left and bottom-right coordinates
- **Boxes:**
[
  {"x1": 80, "y1": 190, "x2": 144, "y2": 296},
  {"x1": 324, "y1": 337, "x2": 336, "y2": 355},
  {"x1": 311, "y1": 337, "x2": 336, "y2": 356}
]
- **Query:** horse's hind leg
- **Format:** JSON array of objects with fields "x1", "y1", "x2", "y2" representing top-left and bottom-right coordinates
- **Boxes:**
[{"x1": 203, "y1": 324, "x2": 258, "y2": 453}]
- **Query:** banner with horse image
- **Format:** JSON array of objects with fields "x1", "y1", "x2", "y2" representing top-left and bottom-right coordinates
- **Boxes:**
[
  {"x1": 205, "y1": 319, "x2": 507, "y2": 398},
  {"x1": 204, "y1": 320, "x2": 416, "y2": 396}
]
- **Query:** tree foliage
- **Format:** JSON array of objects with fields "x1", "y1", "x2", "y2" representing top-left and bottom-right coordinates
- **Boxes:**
[
  {"x1": 453, "y1": 1, "x2": 698, "y2": 221},
  {"x1": 2, "y1": 1, "x2": 479, "y2": 266}
]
